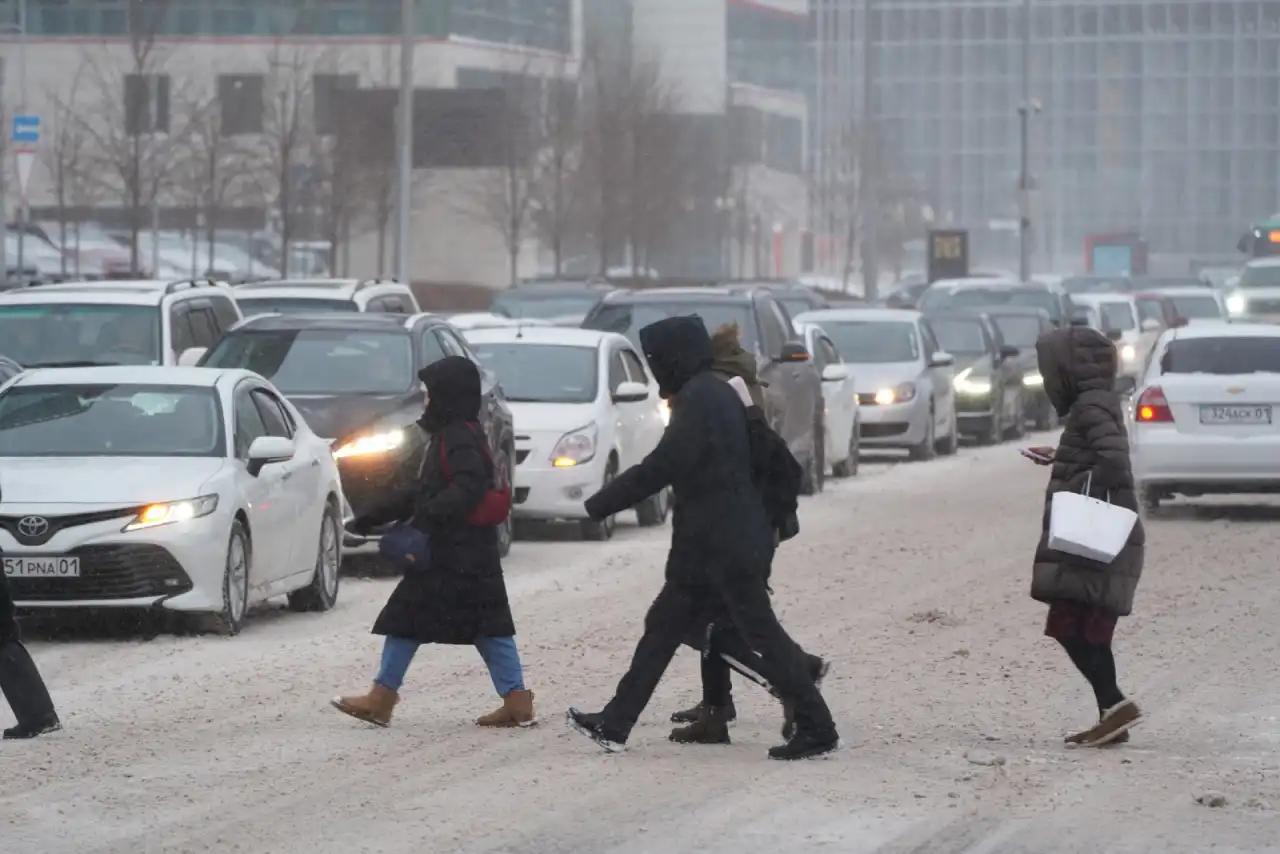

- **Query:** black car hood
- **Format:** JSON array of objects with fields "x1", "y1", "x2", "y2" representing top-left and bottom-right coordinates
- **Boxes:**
[{"x1": 287, "y1": 392, "x2": 421, "y2": 443}]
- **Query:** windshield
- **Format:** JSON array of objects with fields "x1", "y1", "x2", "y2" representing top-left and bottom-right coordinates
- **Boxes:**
[
  {"x1": 1161, "y1": 337, "x2": 1280, "y2": 374},
  {"x1": 0, "y1": 303, "x2": 161, "y2": 367},
  {"x1": 1099, "y1": 302, "x2": 1137, "y2": 331},
  {"x1": 922, "y1": 287, "x2": 1061, "y2": 319},
  {"x1": 0, "y1": 384, "x2": 223, "y2": 457},
  {"x1": 1062, "y1": 276, "x2": 1134, "y2": 294},
  {"x1": 823, "y1": 321, "x2": 920, "y2": 363},
  {"x1": 928, "y1": 318, "x2": 987, "y2": 355},
  {"x1": 584, "y1": 302, "x2": 757, "y2": 351},
  {"x1": 203, "y1": 329, "x2": 415, "y2": 395},
  {"x1": 990, "y1": 315, "x2": 1043, "y2": 348},
  {"x1": 236, "y1": 297, "x2": 358, "y2": 315},
  {"x1": 1169, "y1": 295, "x2": 1223, "y2": 320},
  {"x1": 491, "y1": 292, "x2": 601, "y2": 321},
  {"x1": 472, "y1": 343, "x2": 598, "y2": 404},
  {"x1": 1238, "y1": 265, "x2": 1280, "y2": 289}
]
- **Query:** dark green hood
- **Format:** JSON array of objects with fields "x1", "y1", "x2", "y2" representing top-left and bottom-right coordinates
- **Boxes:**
[{"x1": 709, "y1": 322, "x2": 767, "y2": 408}]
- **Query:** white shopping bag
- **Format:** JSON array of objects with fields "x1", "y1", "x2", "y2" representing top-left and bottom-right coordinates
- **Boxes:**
[{"x1": 1047, "y1": 472, "x2": 1138, "y2": 564}]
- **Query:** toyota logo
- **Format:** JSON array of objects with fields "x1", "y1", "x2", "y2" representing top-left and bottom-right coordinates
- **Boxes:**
[{"x1": 17, "y1": 516, "x2": 49, "y2": 538}]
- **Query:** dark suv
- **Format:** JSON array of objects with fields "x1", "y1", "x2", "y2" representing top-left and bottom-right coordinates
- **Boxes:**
[
  {"x1": 490, "y1": 279, "x2": 617, "y2": 326},
  {"x1": 581, "y1": 286, "x2": 826, "y2": 492},
  {"x1": 199, "y1": 312, "x2": 517, "y2": 556}
]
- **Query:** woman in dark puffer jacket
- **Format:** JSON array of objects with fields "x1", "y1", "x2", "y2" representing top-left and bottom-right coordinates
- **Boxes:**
[{"x1": 1025, "y1": 325, "x2": 1144, "y2": 747}]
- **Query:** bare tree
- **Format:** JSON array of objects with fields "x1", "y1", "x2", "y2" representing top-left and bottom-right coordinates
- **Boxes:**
[
  {"x1": 42, "y1": 73, "x2": 98, "y2": 277},
  {"x1": 528, "y1": 58, "x2": 582, "y2": 275},
  {"x1": 178, "y1": 86, "x2": 257, "y2": 276}
]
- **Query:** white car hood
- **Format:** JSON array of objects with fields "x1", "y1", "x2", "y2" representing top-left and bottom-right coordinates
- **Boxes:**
[
  {"x1": 507, "y1": 401, "x2": 601, "y2": 435},
  {"x1": 0, "y1": 457, "x2": 227, "y2": 507}
]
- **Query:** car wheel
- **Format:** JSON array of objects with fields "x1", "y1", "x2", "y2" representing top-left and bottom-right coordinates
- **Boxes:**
[
  {"x1": 208, "y1": 520, "x2": 251, "y2": 636},
  {"x1": 1139, "y1": 484, "x2": 1161, "y2": 515},
  {"x1": 831, "y1": 427, "x2": 859, "y2": 477},
  {"x1": 288, "y1": 502, "x2": 341, "y2": 613},
  {"x1": 909, "y1": 406, "x2": 938, "y2": 461},
  {"x1": 636, "y1": 486, "x2": 670, "y2": 527},
  {"x1": 581, "y1": 458, "x2": 619, "y2": 541},
  {"x1": 937, "y1": 408, "x2": 959, "y2": 456},
  {"x1": 496, "y1": 446, "x2": 514, "y2": 557}
]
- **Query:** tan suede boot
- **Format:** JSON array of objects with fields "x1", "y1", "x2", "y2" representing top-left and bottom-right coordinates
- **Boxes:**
[
  {"x1": 331, "y1": 683, "x2": 399, "y2": 727},
  {"x1": 476, "y1": 688, "x2": 537, "y2": 728}
]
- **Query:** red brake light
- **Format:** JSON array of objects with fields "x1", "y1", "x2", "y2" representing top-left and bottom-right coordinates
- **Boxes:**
[{"x1": 1135, "y1": 385, "x2": 1174, "y2": 423}]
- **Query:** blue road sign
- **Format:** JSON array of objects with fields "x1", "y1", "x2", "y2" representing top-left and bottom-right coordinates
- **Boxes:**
[{"x1": 11, "y1": 115, "x2": 40, "y2": 144}]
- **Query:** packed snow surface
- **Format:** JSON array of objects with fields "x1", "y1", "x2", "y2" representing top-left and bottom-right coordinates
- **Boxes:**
[{"x1": 5, "y1": 437, "x2": 1280, "y2": 853}]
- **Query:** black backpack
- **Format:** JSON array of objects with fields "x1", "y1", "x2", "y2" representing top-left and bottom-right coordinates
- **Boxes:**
[{"x1": 743, "y1": 406, "x2": 803, "y2": 541}]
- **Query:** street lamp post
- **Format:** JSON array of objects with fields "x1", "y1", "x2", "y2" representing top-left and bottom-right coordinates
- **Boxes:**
[
  {"x1": 2, "y1": 0, "x2": 31, "y2": 286},
  {"x1": 1017, "y1": 0, "x2": 1038, "y2": 282},
  {"x1": 393, "y1": 0, "x2": 414, "y2": 282}
]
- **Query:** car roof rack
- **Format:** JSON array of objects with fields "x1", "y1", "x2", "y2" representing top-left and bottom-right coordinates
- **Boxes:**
[{"x1": 165, "y1": 278, "x2": 224, "y2": 294}]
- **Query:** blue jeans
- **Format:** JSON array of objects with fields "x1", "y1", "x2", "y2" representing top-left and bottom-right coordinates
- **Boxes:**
[{"x1": 375, "y1": 635, "x2": 525, "y2": 696}]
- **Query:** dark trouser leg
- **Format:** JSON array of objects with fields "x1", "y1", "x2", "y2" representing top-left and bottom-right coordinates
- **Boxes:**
[
  {"x1": 701, "y1": 645, "x2": 733, "y2": 707},
  {"x1": 1058, "y1": 638, "x2": 1125, "y2": 713},
  {"x1": 601, "y1": 583, "x2": 704, "y2": 739},
  {"x1": 716, "y1": 577, "x2": 835, "y2": 736},
  {"x1": 0, "y1": 639, "x2": 57, "y2": 726}
]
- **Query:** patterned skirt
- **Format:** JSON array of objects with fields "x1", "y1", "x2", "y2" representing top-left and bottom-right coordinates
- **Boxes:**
[{"x1": 1044, "y1": 600, "x2": 1119, "y2": 645}]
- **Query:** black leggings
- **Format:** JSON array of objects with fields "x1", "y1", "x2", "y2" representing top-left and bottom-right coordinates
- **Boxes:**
[{"x1": 1058, "y1": 638, "x2": 1125, "y2": 713}]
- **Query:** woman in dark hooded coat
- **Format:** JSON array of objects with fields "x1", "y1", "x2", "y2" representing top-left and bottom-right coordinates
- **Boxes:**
[
  {"x1": 1025, "y1": 325, "x2": 1144, "y2": 747},
  {"x1": 0, "y1": 574, "x2": 61, "y2": 739},
  {"x1": 332, "y1": 356, "x2": 535, "y2": 729}
]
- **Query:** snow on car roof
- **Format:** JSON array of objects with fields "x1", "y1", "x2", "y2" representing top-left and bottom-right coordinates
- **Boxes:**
[
  {"x1": 11, "y1": 365, "x2": 252, "y2": 388},
  {"x1": 793, "y1": 307, "x2": 920, "y2": 323},
  {"x1": 1166, "y1": 321, "x2": 1280, "y2": 340},
  {"x1": 462, "y1": 326, "x2": 625, "y2": 348}
]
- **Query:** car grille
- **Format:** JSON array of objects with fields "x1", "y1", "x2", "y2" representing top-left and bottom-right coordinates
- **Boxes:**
[
  {"x1": 1248, "y1": 299, "x2": 1280, "y2": 314},
  {"x1": 856, "y1": 393, "x2": 879, "y2": 405},
  {"x1": 860, "y1": 423, "x2": 909, "y2": 438},
  {"x1": 6, "y1": 544, "x2": 193, "y2": 602},
  {"x1": 0, "y1": 507, "x2": 142, "y2": 547},
  {"x1": 514, "y1": 488, "x2": 530, "y2": 505},
  {"x1": 956, "y1": 398, "x2": 993, "y2": 414}
]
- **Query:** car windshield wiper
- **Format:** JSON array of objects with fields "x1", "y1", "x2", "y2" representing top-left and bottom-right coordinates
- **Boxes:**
[{"x1": 24, "y1": 360, "x2": 120, "y2": 368}]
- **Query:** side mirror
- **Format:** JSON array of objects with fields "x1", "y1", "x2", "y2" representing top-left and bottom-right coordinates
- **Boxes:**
[
  {"x1": 1140, "y1": 317, "x2": 1162, "y2": 332},
  {"x1": 246, "y1": 435, "x2": 295, "y2": 476},
  {"x1": 820, "y1": 363, "x2": 849, "y2": 382},
  {"x1": 611, "y1": 380, "x2": 649, "y2": 403},
  {"x1": 1105, "y1": 328, "x2": 1124, "y2": 342},
  {"x1": 177, "y1": 347, "x2": 207, "y2": 367},
  {"x1": 999, "y1": 345, "x2": 1020, "y2": 361},
  {"x1": 1114, "y1": 375, "x2": 1137, "y2": 396},
  {"x1": 777, "y1": 342, "x2": 810, "y2": 363},
  {"x1": 928, "y1": 351, "x2": 954, "y2": 368}
]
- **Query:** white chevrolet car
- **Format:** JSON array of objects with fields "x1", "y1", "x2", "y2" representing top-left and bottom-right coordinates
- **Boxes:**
[
  {"x1": 462, "y1": 326, "x2": 669, "y2": 540},
  {"x1": 1128, "y1": 322, "x2": 1280, "y2": 513},
  {"x1": 0, "y1": 366, "x2": 345, "y2": 634}
]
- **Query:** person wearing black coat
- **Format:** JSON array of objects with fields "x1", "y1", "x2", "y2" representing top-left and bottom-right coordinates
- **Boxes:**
[
  {"x1": 331, "y1": 356, "x2": 535, "y2": 729},
  {"x1": 565, "y1": 315, "x2": 838, "y2": 760},
  {"x1": 1025, "y1": 325, "x2": 1144, "y2": 747},
  {"x1": 0, "y1": 572, "x2": 62, "y2": 739}
]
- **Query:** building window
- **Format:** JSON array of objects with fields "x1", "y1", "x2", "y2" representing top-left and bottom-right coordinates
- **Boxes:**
[
  {"x1": 314, "y1": 73, "x2": 359, "y2": 136},
  {"x1": 124, "y1": 73, "x2": 170, "y2": 135},
  {"x1": 218, "y1": 74, "x2": 264, "y2": 135}
]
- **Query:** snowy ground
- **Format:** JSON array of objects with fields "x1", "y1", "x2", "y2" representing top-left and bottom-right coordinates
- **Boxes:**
[{"x1": 5, "y1": 437, "x2": 1280, "y2": 853}]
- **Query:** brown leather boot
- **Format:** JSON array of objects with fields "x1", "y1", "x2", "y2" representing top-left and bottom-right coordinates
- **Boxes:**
[
  {"x1": 476, "y1": 688, "x2": 537, "y2": 728},
  {"x1": 331, "y1": 683, "x2": 398, "y2": 727},
  {"x1": 669, "y1": 704, "x2": 732, "y2": 745}
]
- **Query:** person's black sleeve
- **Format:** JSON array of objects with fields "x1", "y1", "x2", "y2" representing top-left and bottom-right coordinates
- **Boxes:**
[
  {"x1": 413, "y1": 440, "x2": 489, "y2": 523},
  {"x1": 585, "y1": 392, "x2": 708, "y2": 520}
]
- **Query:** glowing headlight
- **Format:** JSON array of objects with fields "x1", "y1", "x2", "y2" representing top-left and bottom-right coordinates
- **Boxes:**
[
  {"x1": 659, "y1": 399, "x2": 671, "y2": 426},
  {"x1": 872, "y1": 383, "x2": 916, "y2": 405},
  {"x1": 953, "y1": 367, "x2": 992, "y2": 395},
  {"x1": 1023, "y1": 372, "x2": 1044, "y2": 387},
  {"x1": 1120, "y1": 344, "x2": 1136, "y2": 363},
  {"x1": 1226, "y1": 292, "x2": 1247, "y2": 315},
  {"x1": 332, "y1": 428, "x2": 406, "y2": 460},
  {"x1": 551, "y1": 423, "x2": 598, "y2": 467},
  {"x1": 123, "y1": 495, "x2": 218, "y2": 532}
]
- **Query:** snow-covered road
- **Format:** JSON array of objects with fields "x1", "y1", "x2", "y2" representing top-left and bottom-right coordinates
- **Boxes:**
[{"x1": 5, "y1": 439, "x2": 1280, "y2": 853}]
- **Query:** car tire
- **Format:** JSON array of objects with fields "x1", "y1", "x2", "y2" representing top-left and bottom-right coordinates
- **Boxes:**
[
  {"x1": 909, "y1": 407, "x2": 938, "y2": 461},
  {"x1": 288, "y1": 501, "x2": 342, "y2": 613},
  {"x1": 831, "y1": 428, "x2": 859, "y2": 477},
  {"x1": 207, "y1": 520, "x2": 251, "y2": 636},
  {"x1": 496, "y1": 445, "x2": 515, "y2": 557},
  {"x1": 581, "y1": 458, "x2": 619, "y2": 541},
  {"x1": 937, "y1": 408, "x2": 959, "y2": 456},
  {"x1": 636, "y1": 486, "x2": 670, "y2": 527},
  {"x1": 1139, "y1": 484, "x2": 1162, "y2": 515}
]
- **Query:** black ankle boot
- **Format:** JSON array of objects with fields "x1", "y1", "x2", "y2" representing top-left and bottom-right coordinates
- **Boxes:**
[
  {"x1": 3, "y1": 714, "x2": 61, "y2": 740},
  {"x1": 669, "y1": 705, "x2": 732, "y2": 745},
  {"x1": 670, "y1": 698, "x2": 736, "y2": 725}
]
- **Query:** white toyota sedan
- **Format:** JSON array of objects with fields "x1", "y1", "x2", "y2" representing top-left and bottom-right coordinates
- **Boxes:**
[
  {"x1": 1128, "y1": 322, "x2": 1280, "y2": 512},
  {"x1": 462, "y1": 326, "x2": 669, "y2": 540},
  {"x1": 0, "y1": 366, "x2": 345, "y2": 634}
]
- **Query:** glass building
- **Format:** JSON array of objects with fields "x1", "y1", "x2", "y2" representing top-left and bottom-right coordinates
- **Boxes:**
[{"x1": 851, "y1": 0, "x2": 1280, "y2": 267}]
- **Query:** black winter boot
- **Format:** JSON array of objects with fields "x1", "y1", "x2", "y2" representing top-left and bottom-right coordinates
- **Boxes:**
[
  {"x1": 0, "y1": 639, "x2": 60, "y2": 740},
  {"x1": 768, "y1": 728, "x2": 840, "y2": 761},
  {"x1": 670, "y1": 698, "x2": 737, "y2": 725},
  {"x1": 565, "y1": 707, "x2": 627, "y2": 754},
  {"x1": 781, "y1": 655, "x2": 831, "y2": 740},
  {"x1": 669, "y1": 705, "x2": 732, "y2": 745}
]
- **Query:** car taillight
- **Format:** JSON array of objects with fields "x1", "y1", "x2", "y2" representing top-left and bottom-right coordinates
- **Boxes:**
[{"x1": 1135, "y1": 385, "x2": 1174, "y2": 423}]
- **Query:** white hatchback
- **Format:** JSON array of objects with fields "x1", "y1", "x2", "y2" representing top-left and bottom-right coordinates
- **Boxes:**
[
  {"x1": 0, "y1": 366, "x2": 346, "y2": 634},
  {"x1": 462, "y1": 326, "x2": 669, "y2": 540},
  {"x1": 1128, "y1": 322, "x2": 1280, "y2": 511}
]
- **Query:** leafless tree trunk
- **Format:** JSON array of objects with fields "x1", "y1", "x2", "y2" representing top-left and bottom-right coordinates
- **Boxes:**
[{"x1": 528, "y1": 58, "x2": 581, "y2": 276}]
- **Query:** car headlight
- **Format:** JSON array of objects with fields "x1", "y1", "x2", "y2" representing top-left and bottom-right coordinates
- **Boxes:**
[
  {"x1": 954, "y1": 367, "x2": 992, "y2": 395},
  {"x1": 1226, "y1": 292, "x2": 1247, "y2": 315},
  {"x1": 551, "y1": 423, "x2": 598, "y2": 467},
  {"x1": 659, "y1": 399, "x2": 671, "y2": 426},
  {"x1": 1023, "y1": 372, "x2": 1044, "y2": 387},
  {"x1": 332, "y1": 427, "x2": 407, "y2": 460},
  {"x1": 1120, "y1": 344, "x2": 1136, "y2": 363},
  {"x1": 872, "y1": 383, "x2": 916, "y2": 405},
  {"x1": 123, "y1": 495, "x2": 218, "y2": 532}
]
